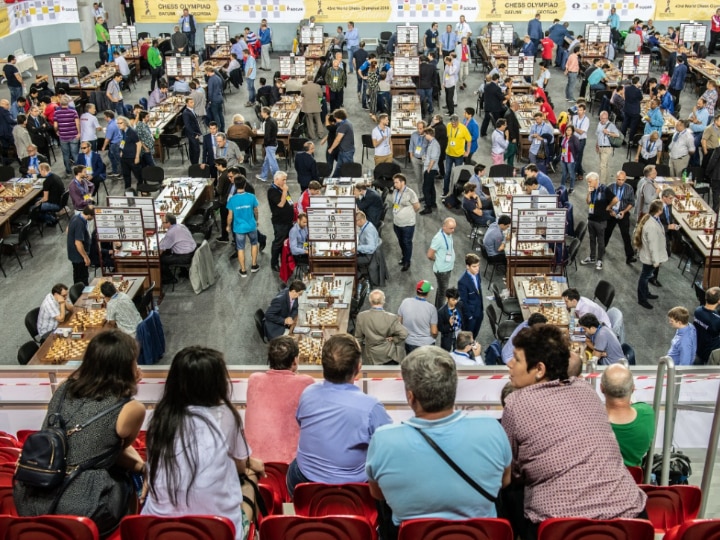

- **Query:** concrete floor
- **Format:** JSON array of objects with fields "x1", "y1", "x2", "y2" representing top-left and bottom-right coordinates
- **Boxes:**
[{"x1": 0, "y1": 47, "x2": 709, "y2": 366}]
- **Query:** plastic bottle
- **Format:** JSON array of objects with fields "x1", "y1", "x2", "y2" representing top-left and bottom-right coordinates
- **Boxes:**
[{"x1": 682, "y1": 170, "x2": 687, "y2": 183}]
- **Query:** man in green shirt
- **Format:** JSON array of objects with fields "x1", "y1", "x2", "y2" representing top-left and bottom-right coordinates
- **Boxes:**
[
  {"x1": 601, "y1": 364, "x2": 655, "y2": 467},
  {"x1": 147, "y1": 39, "x2": 164, "y2": 92},
  {"x1": 95, "y1": 17, "x2": 110, "y2": 64}
]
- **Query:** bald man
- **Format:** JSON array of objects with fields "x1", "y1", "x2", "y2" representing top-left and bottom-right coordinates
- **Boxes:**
[
  {"x1": 601, "y1": 364, "x2": 655, "y2": 466},
  {"x1": 427, "y1": 218, "x2": 457, "y2": 308}
]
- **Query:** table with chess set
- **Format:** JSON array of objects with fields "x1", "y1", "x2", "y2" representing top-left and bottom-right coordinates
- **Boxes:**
[
  {"x1": 0, "y1": 180, "x2": 42, "y2": 236},
  {"x1": 514, "y1": 275, "x2": 570, "y2": 325}
]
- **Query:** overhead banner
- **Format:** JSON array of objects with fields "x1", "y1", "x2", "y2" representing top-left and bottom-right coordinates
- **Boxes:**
[
  {"x1": 0, "y1": 6, "x2": 10, "y2": 39},
  {"x1": 7, "y1": 0, "x2": 79, "y2": 33},
  {"x1": 654, "y1": 1, "x2": 716, "y2": 23},
  {"x1": 479, "y1": 1, "x2": 654, "y2": 23}
]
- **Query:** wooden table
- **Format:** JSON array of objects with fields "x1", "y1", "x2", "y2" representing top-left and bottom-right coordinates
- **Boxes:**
[
  {"x1": 253, "y1": 95, "x2": 303, "y2": 156},
  {"x1": 506, "y1": 239, "x2": 556, "y2": 295},
  {"x1": 390, "y1": 95, "x2": 421, "y2": 159},
  {"x1": 29, "y1": 276, "x2": 146, "y2": 365},
  {"x1": 0, "y1": 180, "x2": 42, "y2": 236},
  {"x1": 486, "y1": 178, "x2": 523, "y2": 218},
  {"x1": 657, "y1": 37, "x2": 695, "y2": 66},
  {"x1": 688, "y1": 58, "x2": 720, "y2": 82},
  {"x1": 390, "y1": 78, "x2": 416, "y2": 96},
  {"x1": 145, "y1": 95, "x2": 186, "y2": 162},
  {"x1": 304, "y1": 38, "x2": 334, "y2": 60},
  {"x1": 68, "y1": 65, "x2": 117, "y2": 94},
  {"x1": 478, "y1": 38, "x2": 510, "y2": 63}
]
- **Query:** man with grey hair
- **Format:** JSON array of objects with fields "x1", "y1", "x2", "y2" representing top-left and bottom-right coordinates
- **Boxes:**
[
  {"x1": 354, "y1": 289, "x2": 408, "y2": 365},
  {"x1": 427, "y1": 217, "x2": 457, "y2": 308},
  {"x1": 53, "y1": 95, "x2": 80, "y2": 176},
  {"x1": 581, "y1": 172, "x2": 611, "y2": 270},
  {"x1": 366, "y1": 345, "x2": 511, "y2": 525},
  {"x1": 214, "y1": 132, "x2": 243, "y2": 168},
  {"x1": 595, "y1": 110, "x2": 620, "y2": 184},
  {"x1": 601, "y1": 364, "x2": 654, "y2": 466},
  {"x1": 450, "y1": 331, "x2": 483, "y2": 365}
]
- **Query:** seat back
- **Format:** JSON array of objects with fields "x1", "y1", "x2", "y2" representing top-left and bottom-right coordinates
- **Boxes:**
[
  {"x1": 0, "y1": 165, "x2": 15, "y2": 182},
  {"x1": 593, "y1": 280, "x2": 616, "y2": 310},
  {"x1": 0, "y1": 515, "x2": 99, "y2": 540},
  {"x1": 666, "y1": 519, "x2": 720, "y2": 540},
  {"x1": 574, "y1": 219, "x2": 588, "y2": 243},
  {"x1": 68, "y1": 282, "x2": 86, "y2": 304},
  {"x1": 655, "y1": 164, "x2": 671, "y2": 177},
  {"x1": 24, "y1": 307, "x2": 40, "y2": 341},
  {"x1": 294, "y1": 483, "x2": 378, "y2": 525},
  {"x1": 258, "y1": 461, "x2": 290, "y2": 513},
  {"x1": 260, "y1": 515, "x2": 374, "y2": 540},
  {"x1": 537, "y1": 518, "x2": 655, "y2": 540},
  {"x1": 643, "y1": 485, "x2": 702, "y2": 533},
  {"x1": 361, "y1": 134, "x2": 373, "y2": 148},
  {"x1": 486, "y1": 304, "x2": 499, "y2": 338},
  {"x1": 188, "y1": 164, "x2": 211, "y2": 178},
  {"x1": 497, "y1": 320, "x2": 519, "y2": 343},
  {"x1": 488, "y1": 164, "x2": 515, "y2": 178},
  {"x1": 254, "y1": 308, "x2": 267, "y2": 343},
  {"x1": 17, "y1": 341, "x2": 39, "y2": 365},
  {"x1": 142, "y1": 165, "x2": 165, "y2": 183},
  {"x1": 119, "y1": 515, "x2": 235, "y2": 540},
  {"x1": 316, "y1": 161, "x2": 331, "y2": 180},
  {"x1": 0, "y1": 486, "x2": 17, "y2": 516},
  {"x1": 399, "y1": 518, "x2": 514, "y2": 540},
  {"x1": 339, "y1": 162, "x2": 363, "y2": 178},
  {"x1": 621, "y1": 161, "x2": 645, "y2": 180},
  {"x1": 139, "y1": 282, "x2": 156, "y2": 318}
]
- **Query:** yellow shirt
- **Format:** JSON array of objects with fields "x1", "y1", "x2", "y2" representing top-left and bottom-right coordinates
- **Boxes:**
[{"x1": 446, "y1": 123, "x2": 471, "y2": 157}]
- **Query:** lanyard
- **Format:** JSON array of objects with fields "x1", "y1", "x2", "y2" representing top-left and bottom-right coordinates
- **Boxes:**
[
  {"x1": 360, "y1": 222, "x2": 368, "y2": 236},
  {"x1": 591, "y1": 189, "x2": 598, "y2": 204},
  {"x1": 394, "y1": 187, "x2": 406, "y2": 205},
  {"x1": 646, "y1": 140, "x2": 656, "y2": 153},
  {"x1": 665, "y1": 205, "x2": 670, "y2": 222},
  {"x1": 74, "y1": 178, "x2": 88, "y2": 195},
  {"x1": 615, "y1": 185, "x2": 624, "y2": 201},
  {"x1": 441, "y1": 231, "x2": 449, "y2": 250}
]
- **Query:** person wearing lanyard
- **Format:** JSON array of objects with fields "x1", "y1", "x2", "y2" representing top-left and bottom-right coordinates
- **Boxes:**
[
  {"x1": 392, "y1": 174, "x2": 420, "y2": 272},
  {"x1": 604, "y1": 171, "x2": 636, "y2": 265},
  {"x1": 19, "y1": 143, "x2": 47, "y2": 177},
  {"x1": 636, "y1": 131, "x2": 660, "y2": 165},
  {"x1": 267, "y1": 171, "x2": 294, "y2": 272},
  {"x1": 450, "y1": 331, "x2": 484, "y2": 366},
  {"x1": 288, "y1": 213, "x2": 310, "y2": 266},
  {"x1": 483, "y1": 215, "x2": 511, "y2": 266},
  {"x1": 215, "y1": 133, "x2": 243, "y2": 169},
  {"x1": 701, "y1": 114, "x2": 720, "y2": 174},
  {"x1": 182, "y1": 97, "x2": 202, "y2": 165},
  {"x1": 420, "y1": 126, "x2": 441, "y2": 214},
  {"x1": 439, "y1": 25, "x2": 457, "y2": 58},
  {"x1": 668, "y1": 119, "x2": 695, "y2": 177},
  {"x1": 437, "y1": 288, "x2": 462, "y2": 351},
  {"x1": 595, "y1": 111, "x2": 619, "y2": 185},
  {"x1": 571, "y1": 103, "x2": 590, "y2": 178},
  {"x1": 443, "y1": 114, "x2": 471, "y2": 198},
  {"x1": 458, "y1": 253, "x2": 483, "y2": 339},
  {"x1": 76, "y1": 140, "x2": 106, "y2": 197},
  {"x1": 455, "y1": 37, "x2": 471, "y2": 90},
  {"x1": 179, "y1": 9, "x2": 196, "y2": 54},
  {"x1": 68, "y1": 165, "x2": 95, "y2": 211},
  {"x1": 582, "y1": 172, "x2": 610, "y2": 271},
  {"x1": 356, "y1": 211, "x2": 380, "y2": 267},
  {"x1": 427, "y1": 218, "x2": 457, "y2": 309},
  {"x1": 654, "y1": 188, "x2": 679, "y2": 288},
  {"x1": 371, "y1": 113, "x2": 393, "y2": 165}
]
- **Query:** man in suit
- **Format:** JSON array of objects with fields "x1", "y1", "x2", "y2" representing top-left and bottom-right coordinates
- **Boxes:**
[
  {"x1": 76, "y1": 140, "x2": 106, "y2": 196},
  {"x1": 294, "y1": 141, "x2": 319, "y2": 192},
  {"x1": 200, "y1": 121, "x2": 219, "y2": 179},
  {"x1": 354, "y1": 289, "x2": 408, "y2": 365},
  {"x1": 504, "y1": 101, "x2": 521, "y2": 167},
  {"x1": 264, "y1": 280, "x2": 307, "y2": 339},
  {"x1": 19, "y1": 144, "x2": 49, "y2": 177},
  {"x1": 653, "y1": 187, "x2": 680, "y2": 288},
  {"x1": 354, "y1": 183, "x2": 384, "y2": 229},
  {"x1": 622, "y1": 76, "x2": 643, "y2": 144},
  {"x1": 458, "y1": 252, "x2": 483, "y2": 338},
  {"x1": 480, "y1": 74, "x2": 505, "y2": 137},
  {"x1": 182, "y1": 96, "x2": 202, "y2": 165}
]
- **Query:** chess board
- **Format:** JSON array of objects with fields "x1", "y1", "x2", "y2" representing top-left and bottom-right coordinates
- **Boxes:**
[
  {"x1": 494, "y1": 198, "x2": 512, "y2": 214},
  {"x1": 494, "y1": 184, "x2": 521, "y2": 196},
  {"x1": 698, "y1": 233, "x2": 720, "y2": 250},
  {"x1": 297, "y1": 335, "x2": 324, "y2": 365},
  {"x1": 516, "y1": 243, "x2": 546, "y2": 255},
  {"x1": 87, "y1": 279, "x2": 132, "y2": 300},
  {"x1": 522, "y1": 277, "x2": 564, "y2": 299},
  {"x1": 324, "y1": 185, "x2": 354, "y2": 197},
  {"x1": 673, "y1": 197, "x2": 707, "y2": 213},
  {"x1": 304, "y1": 308, "x2": 339, "y2": 328},
  {"x1": 395, "y1": 0, "x2": 459, "y2": 18},
  {"x1": 0, "y1": 200, "x2": 16, "y2": 214},
  {"x1": 72, "y1": 309, "x2": 107, "y2": 329},
  {"x1": 307, "y1": 278, "x2": 347, "y2": 299},
  {"x1": 683, "y1": 214, "x2": 715, "y2": 231},
  {"x1": 526, "y1": 303, "x2": 569, "y2": 326},
  {"x1": 44, "y1": 337, "x2": 90, "y2": 364}
]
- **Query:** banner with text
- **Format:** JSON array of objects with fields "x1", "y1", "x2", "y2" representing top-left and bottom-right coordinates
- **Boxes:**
[
  {"x1": 479, "y1": 1, "x2": 655, "y2": 24},
  {"x1": 0, "y1": 6, "x2": 10, "y2": 39},
  {"x1": 654, "y1": 0, "x2": 716, "y2": 23},
  {"x1": 7, "y1": 0, "x2": 79, "y2": 34}
]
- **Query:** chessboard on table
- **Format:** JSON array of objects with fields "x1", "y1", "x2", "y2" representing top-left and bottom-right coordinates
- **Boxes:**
[
  {"x1": 682, "y1": 214, "x2": 716, "y2": 231},
  {"x1": 87, "y1": 279, "x2": 132, "y2": 300},
  {"x1": 306, "y1": 277, "x2": 348, "y2": 299},
  {"x1": 526, "y1": 303, "x2": 570, "y2": 326},
  {"x1": 71, "y1": 309, "x2": 107, "y2": 329},
  {"x1": 43, "y1": 337, "x2": 90, "y2": 364},
  {"x1": 304, "y1": 307, "x2": 340, "y2": 328},
  {"x1": 521, "y1": 277, "x2": 564, "y2": 299},
  {"x1": 673, "y1": 198, "x2": 708, "y2": 213},
  {"x1": 698, "y1": 233, "x2": 720, "y2": 250},
  {"x1": 297, "y1": 334, "x2": 324, "y2": 365}
]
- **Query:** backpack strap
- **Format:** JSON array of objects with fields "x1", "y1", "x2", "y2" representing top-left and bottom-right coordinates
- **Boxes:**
[{"x1": 66, "y1": 398, "x2": 130, "y2": 436}]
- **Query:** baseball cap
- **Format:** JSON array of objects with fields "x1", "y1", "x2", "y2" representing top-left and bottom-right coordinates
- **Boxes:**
[{"x1": 416, "y1": 280, "x2": 433, "y2": 294}]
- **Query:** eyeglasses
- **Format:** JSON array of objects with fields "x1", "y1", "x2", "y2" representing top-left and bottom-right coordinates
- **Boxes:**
[{"x1": 81, "y1": 146, "x2": 89, "y2": 150}]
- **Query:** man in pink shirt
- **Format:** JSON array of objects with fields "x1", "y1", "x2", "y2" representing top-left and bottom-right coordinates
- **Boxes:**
[{"x1": 565, "y1": 47, "x2": 580, "y2": 102}]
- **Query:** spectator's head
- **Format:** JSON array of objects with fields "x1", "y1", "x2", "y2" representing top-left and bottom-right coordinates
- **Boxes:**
[
  {"x1": 392, "y1": 173, "x2": 407, "y2": 191},
  {"x1": 706, "y1": 287, "x2": 720, "y2": 306},
  {"x1": 100, "y1": 281, "x2": 118, "y2": 299},
  {"x1": 267, "y1": 336, "x2": 300, "y2": 370},
  {"x1": 643, "y1": 164, "x2": 657, "y2": 179},
  {"x1": 234, "y1": 175, "x2": 247, "y2": 192},
  {"x1": 416, "y1": 280, "x2": 433, "y2": 298},
  {"x1": 445, "y1": 287, "x2": 460, "y2": 309},
  {"x1": 322, "y1": 334, "x2": 362, "y2": 384},
  {"x1": 509, "y1": 324, "x2": 570, "y2": 387},
  {"x1": 667, "y1": 306, "x2": 690, "y2": 327},
  {"x1": 441, "y1": 217, "x2": 456, "y2": 235},
  {"x1": 586, "y1": 171, "x2": 600, "y2": 190},
  {"x1": 465, "y1": 253, "x2": 480, "y2": 275},
  {"x1": 601, "y1": 364, "x2": 634, "y2": 401},
  {"x1": 402, "y1": 346, "x2": 456, "y2": 413},
  {"x1": 71, "y1": 329, "x2": 139, "y2": 399},
  {"x1": 369, "y1": 289, "x2": 385, "y2": 307}
]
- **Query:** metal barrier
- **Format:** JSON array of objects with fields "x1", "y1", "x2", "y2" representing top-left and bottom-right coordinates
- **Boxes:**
[
  {"x1": 699, "y1": 379, "x2": 720, "y2": 517},
  {"x1": 644, "y1": 356, "x2": 676, "y2": 486}
]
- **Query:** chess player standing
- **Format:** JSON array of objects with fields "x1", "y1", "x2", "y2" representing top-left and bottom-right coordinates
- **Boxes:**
[
  {"x1": 354, "y1": 289, "x2": 408, "y2": 365},
  {"x1": 427, "y1": 218, "x2": 457, "y2": 308},
  {"x1": 458, "y1": 253, "x2": 484, "y2": 338}
]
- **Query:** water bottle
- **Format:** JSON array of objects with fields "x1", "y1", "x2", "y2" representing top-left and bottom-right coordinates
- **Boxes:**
[
  {"x1": 682, "y1": 170, "x2": 687, "y2": 183},
  {"x1": 684, "y1": 260, "x2": 691, "y2": 273}
]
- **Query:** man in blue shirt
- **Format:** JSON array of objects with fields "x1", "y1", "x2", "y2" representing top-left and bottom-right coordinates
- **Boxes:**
[
  {"x1": 345, "y1": 22, "x2": 360, "y2": 73},
  {"x1": 667, "y1": 307, "x2": 697, "y2": 366},
  {"x1": 242, "y1": 50, "x2": 257, "y2": 108},
  {"x1": 288, "y1": 334, "x2": 392, "y2": 496},
  {"x1": 463, "y1": 107, "x2": 479, "y2": 161},
  {"x1": 100, "y1": 110, "x2": 122, "y2": 176},
  {"x1": 658, "y1": 85, "x2": 674, "y2": 115},
  {"x1": 67, "y1": 206, "x2": 94, "y2": 285},
  {"x1": 288, "y1": 213, "x2": 309, "y2": 265},
  {"x1": 227, "y1": 175, "x2": 259, "y2": 276},
  {"x1": 258, "y1": 21, "x2": 273, "y2": 71},
  {"x1": 484, "y1": 214, "x2": 511, "y2": 265},
  {"x1": 204, "y1": 66, "x2": 225, "y2": 132},
  {"x1": 502, "y1": 313, "x2": 548, "y2": 364},
  {"x1": 356, "y1": 211, "x2": 380, "y2": 266},
  {"x1": 524, "y1": 164, "x2": 554, "y2": 193},
  {"x1": 694, "y1": 287, "x2": 720, "y2": 364},
  {"x1": 607, "y1": 7, "x2": 620, "y2": 29},
  {"x1": 439, "y1": 24, "x2": 457, "y2": 57},
  {"x1": 548, "y1": 20, "x2": 571, "y2": 67},
  {"x1": 424, "y1": 23, "x2": 439, "y2": 55},
  {"x1": 668, "y1": 56, "x2": 687, "y2": 103}
]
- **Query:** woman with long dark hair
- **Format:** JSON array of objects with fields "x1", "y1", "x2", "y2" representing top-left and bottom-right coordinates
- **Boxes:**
[
  {"x1": 14, "y1": 330, "x2": 146, "y2": 537},
  {"x1": 142, "y1": 346, "x2": 263, "y2": 540}
]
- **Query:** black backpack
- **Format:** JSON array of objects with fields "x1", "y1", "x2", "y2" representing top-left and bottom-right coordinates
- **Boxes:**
[{"x1": 642, "y1": 449, "x2": 692, "y2": 485}]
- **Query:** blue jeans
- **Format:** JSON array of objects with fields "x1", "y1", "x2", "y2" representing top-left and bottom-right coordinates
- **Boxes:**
[
  {"x1": 108, "y1": 142, "x2": 121, "y2": 174},
  {"x1": 98, "y1": 41, "x2": 109, "y2": 64},
  {"x1": 114, "y1": 100, "x2": 125, "y2": 117},
  {"x1": 332, "y1": 149, "x2": 354, "y2": 177},
  {"x1": 566, "y1": 72, "x2": 578, "y2": 100},
  {"x1": 638, "y1": 263, "x2": 655, "y2": 303},
  {"x1": 560, "y1": 161, "x2": 576, "y2": 188},
  {"x1": 39, "y1": 202, "x2": 60, "y2": 223},
  {"x1": 393, "y1": 224, "x2": 415, "y2": 266},
  {"x1": 347, "y1": 46, "x2": 358, "y2": 72},
  {"x1": 356, "y1": 74, "x2": 364, "y2": 94},
  {"x1": 60, "y1": 139, "x2": 79, "y2": 174},
  {"x1": 261, "y1": 145, "x2": 278, "y2": 180},
  {"x1": 247, "y1": 78, "x2": 256, "y2": 103},
  {"x1": 9, "y1": 85, "x2": 23, "y2": 106},
  {"x1": 443, "y1": 155, "x2": 464, "y2": 195},
  {"x1": 287, "y1": 459, "x2": 311, "y2": 498},
  {"x1": 417, "y1": 87, "x2": 433, "y2": 115},
  {"x1": 209, "y1": 101, "x2": 224, "y2": 132}
]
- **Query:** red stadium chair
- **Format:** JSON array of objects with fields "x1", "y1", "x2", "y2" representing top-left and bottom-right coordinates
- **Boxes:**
[
  {"x1": 627, "y1": 466, "x2": 644, "y2": 484},
  {"x1": 119, "y1": 515, "x2": 235, "y2": 540},
  {"x1": 641, "y1": 485, "x2": 702, "y2": 533},
  {"x1": 664, "y1": 519, "x2": 720, "y2": 540},
  {"x1": 259, "y1": 484, "x2": 278, "y2": 517},
  {"x1": 258, "y1": 461, "x2": 290, "y2": 513},
  {"x1": 0, "y1": 515, "x2": 99, "y2": 540},
  {"x1": 293, "y1": 482, "x2": 378, "y2": 526},
  {"x1": 0, "y1": 486, "x2": 18, "y2": 516},
  {"x1": 15, "y1": 430, "x2": 35, "y2": 445},
  {"x1": 0, "y1": 462, "x2": 17, "y2": 487},
  {"x1": 260, "y1": 515, "x2": 375, "y2": 540},
  {"x1": 398, "y1": 517, "x2": 514, "y2": 540},
  {"x1": 0, "y1": 435, "x2": 19, "y2": 448},
  {"x1": 0, "y1": 447, "x2": 21, "y2": 463},
  {"x1": 537, "y1": 517, "x2": 655, "y2": 540}
]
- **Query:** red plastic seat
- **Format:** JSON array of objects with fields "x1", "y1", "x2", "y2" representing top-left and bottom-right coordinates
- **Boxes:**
[
  {"x1": 259, "y1": 484, "x2": 278, "y2": 517},
  {"x1": 664, "y1": 519, "x2": 720, "y2": 540},
  {"x1": 0, "y1": 486, "x2": 18, "y2": 516},
  {"x1": 293, "y1": 482, "x2": 378, "y2": 526},
  {"x1": 537, "y1": 517, "x2": 655, "y2": 540},
  {"x1": 0, "y1": 447, "x2": 21, "y2": 463},
  {"x1": 627, "y1": 466, "x2": 644, "y2": 484},
  {"x1": 260, "y1": 515, "x2": 375, "y2": 540},
  {"x1": 0, "y1": 435, "x2": 19, "y2": 448},
  {"x1": 258, "y1": 461, "x2": 290, "y2": 513},
  {"x1": 119, "y1": 515, "x2": 235, "y2": 540},
  {"x1": 641, "y1": 485, "x2": 702, "y2": 533},
  {"x1": 398, "y1": 517, "x2": 514, "y2": 540},
  {"x1": 0, "y1": 462, "x2": 17, "y2": 487},
  {"x1": 15, "y1": 430, "x2": 36, "y2": 445},
  {"x1": 0, "y1": 515, "x2": 99, "y2": 540}
]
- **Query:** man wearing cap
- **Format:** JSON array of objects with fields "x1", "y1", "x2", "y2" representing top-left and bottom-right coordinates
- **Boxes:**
[
  {"x1": 458, "y1": 253, "x2": 484, "y2": 338},
  {"x1": 397, "y1": 280, "x2": 439, "y2": 354}
]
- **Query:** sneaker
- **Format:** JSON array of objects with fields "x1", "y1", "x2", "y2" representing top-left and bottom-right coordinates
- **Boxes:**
[
  {"x1": 580, "y1": 257, "x2": 596, "y2": 265},
  {"x1": 250, "y1": 264, "x2": 260, "y2": 273},
  {"x1": 256, "y1": 175, "x2": 267, "y2": 182},
  {"x1": 244, "y1": 102, "x2": 254, "y2": 107},
  {"x1": 216, "y1": 237, "x2": 229, "y2": 243},
  {"x1": 595, "y1": 260, "x2": 603, "y2": 270},
  {"x1": 239, "y1": 269, "x2": 248, "y2": 277},
  {"x1": 567, "y1": 99, "x2": 576, "y2": 103}
]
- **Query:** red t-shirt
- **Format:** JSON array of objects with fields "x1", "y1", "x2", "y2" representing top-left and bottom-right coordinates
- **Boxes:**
[
  {"x1": 540, "y1": 37, "x2": 554, "y2": 60},
  {"x1": 541, "y1": 102, "x2": 557, "y2": 126}
]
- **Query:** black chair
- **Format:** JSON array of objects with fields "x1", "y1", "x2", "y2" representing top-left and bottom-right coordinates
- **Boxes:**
[
  {"x1": 625, "y1": 133, "x2": 643, "y2": 161},
  {"x1": 562, "y1": 237, "x2": 582, "y2": 284},
  {"x1": 137, "y1": 31, "x2": 150, "y2": 40},
  {"x1": 678, "y1": 236, "x2": 704, "y2": 285},
  {"x1": 497, "y1": 320, "x2": 519, "y2": 345},
  {"x1": 348, "y1": 279, "x2": 370, "y2": 334},
  {"x1": 167, "y1": 258, "x2": 194, "y2": 292},
  {"x1": 488, "y1": 164, "x2": 515, "y2": 178},
  {"x1": 254, "y1": 308, "x2": 267, "y2": 343},
  {"x1": 24, "y1": 307, "x2": 41, "y2": 343},
  {"x1": 233, "y1": 137, "x2": 254, "y2": 167},
  {"x1": 289, "y1": 137, "x2": 309, "y2": 162},
  {"x1": 379, "y1": 31, "x2": 392, "y2": 48},
  {"x1": 694, "y1": 282, "x2": 706, "y2": 305},
  {"x1": 593, "y1": 280, "x2": 616, "y2": 310},
  {"x1": 68, "y1": 282, "x2": 86, "y2": 304},
  {"x1": 17, "y1": 341, "x2": 39, "y2": 365},
  {"x1": 621, "y1": 161, "x2": 645, "y2": 181},
  {"x1": 339, "y1": 162, "x2": 363, "y2": 178},
  {"x1": 573, "y1": 220, "x2": 588, "y2": 244},
  {"x1": 373, "y1": 162, "x2": 401, "y2": 190},
  {"x1": 490, "y1": 283, "x2": 522, "y2": 321},
  {"x1": 316, "y1": 161, "x2": 331, "y2": 181},
  {"x1": 0, "y1": 165, "x2": 15, "y2": 182},
  {"x1": 479, "y1": 244, "x2": 502, "y2": 281},
  {"x1": 655, "y1": 164, "x2": 671, "y2": 177},
  {"x1": 138, "y1": 166, "x2": 164, "y2": 194},
  {"x1": 4, "y1": 220, "x2": 33, "y2": 268},
  {"x1": 486, "y1": 304, "x2": 499, "y2": 339},
  {"x1": 589, "y1": 90, "x2": 612, "y2": 115},
  {"x1": 159, "y1": 134, "x2": 188, "y2": 163},
  {"x1": 462, "y1": 208, "x2": 484, "y2": 250},
  {"x1": 684, "y1": 166, "x2": 709, "y2": 201},
  {"x1": 136, "y1": 281, "x2": 156, "y2": 318},
  {"x1": 188, "y1": 164, "x2": 211, "y2": 178},
  {"x1": 186, "y1": 201, "x2": 218, "y2": 239},
  {"x1": 361, "y1": 134, "x2": 373, "y2": 163},
  {"x1": 276, "y1": 140, "x2": 290, "y2": 170}
]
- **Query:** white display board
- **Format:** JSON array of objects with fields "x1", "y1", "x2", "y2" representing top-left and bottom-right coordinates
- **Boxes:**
[
  {"x1": 94, "y1": 207, "x2": 145, "y2": 241},
  {"x1": 622, "y1": 54, "x2": 651, "y2": 76},
  {"x1": 204, "y1": 25, "x2": 229, "y2": 46},
  {"x1": 394, "y1": 56, "x2": 419, "y2": 77},
  {"x1": 396, "y1": 24, "x2": 419, "y2": 45},
  {"x1": 165, "y1": 55, "x2": 194, "y2": 77},
  {"x1": 490, "y1": 24, "x2": 515, "y2": 45},
  {"x1": 300, "y1": 26, "x2": 325, "y2": 45},
  {"x1": 109, "y1": 25, "x2": 136, "y2": 47},
  {"x1": 106, "y1": 196, "x2": 157, "y2": 231},
  {"x1": 279, "y1": 56, "x2": 307, "y2": 78},
  {"x1": 507, "y1": 55, "x2": 535, "y2": 77},
  {"x1": 585, "y1": 23, "x2": 611, "y2": 44},
  {"x1": 680, "y1": 23, "x2": 707, "y2": 44},
  {"x1": 50, "y1": 56, "x2": 78, "y2": 78}
]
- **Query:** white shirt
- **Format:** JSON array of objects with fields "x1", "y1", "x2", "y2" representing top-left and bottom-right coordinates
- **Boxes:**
[
  {"x1": 114, "y1": 55, "x2": 130, "y2": 77},
  {"x1": 80, "y1": 112, "x2": 100, "y2": 142},
  {"x1": 372, "y1": 125, "x2": 392, "y2": 157},
  {"x1": 668, "y1": 129, "x2": 695, "y2": 159},
  {"x1": 576, "y1": 297, "x2": 612, "y2": 328},
  {"x1": 491, "y1": 129, "x2": 509, "y2": 154},
  {"x1": 455, "y1": 21, "x2": 472, "y2": 38},
  {"x1": 572, "y1": 114, "x2": 590, "y2": 140},
  {"x1": 451, "y1": 350, "x2": 484, "y2": 366}
]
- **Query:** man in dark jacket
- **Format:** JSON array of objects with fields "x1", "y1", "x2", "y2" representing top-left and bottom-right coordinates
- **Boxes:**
[
  {"x1": 0, "y1": 99, "x2": 16, "y2": 165},
  {"x1": 622, "y1": 76, "x2": 643, "y2": 144},
  {"x1": 480, "y1": 74, "x2": 505, "y2": 137},
  {"x1": 504, "y1": 101, "x2": 522, "y2": 167},
  {"x1": 258, "y1": 106, "x2": 279, "y2": 183},
  {"x1": 417, "y1": 56, "x2": 436, "y2": 117},
  {"x1": 354, "y1": 182, "x2": 384, "y2": 228},
  {"x1": 294, "y1": 141, "x2": 318, "y2": 192},
  {"x1": 205, "y1": 66, "x2": 225, "y2": 132},
  {"x1": 182, "y1": 97, "x2": 202, "y2": 165},
  {"x1": 264, "y1": 280, "x2": 307, "y2": 339}
]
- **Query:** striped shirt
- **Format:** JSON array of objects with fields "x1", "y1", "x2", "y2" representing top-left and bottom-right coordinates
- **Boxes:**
[{"x1": 54, "y1": 106, "x2": 79, "y2": 142}]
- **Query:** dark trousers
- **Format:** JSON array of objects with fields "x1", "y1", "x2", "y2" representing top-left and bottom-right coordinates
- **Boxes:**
[
  {"x1": 72, "y1": 262, "x2": 89, "y2": 286},
  {"x1": 98, "y1": 41, "x2": 108, "y2": 64},
  {"x1": 604, "y1": 213, "x2": 634, "y2": 259},
  {"x1": 422, "y1": 170, "x2": 437, "y2": 209},
  {"x1": 219, "y1": 205, "x2": 229, "y2": 240},
  {"x1": 418, "y1": 87, "x2": 433, "y2": 116},
  {"x1": 393, "y1": 224, "x2": 415, "y2": 266},
  {"x1": 710, "y1": 30, "x2": 720, "y2": 54},
  {"x1": 187, "y1": 135, "x2": 200, "y2": 165},
  {"x1": 576, "y1": 138, "x2": 587, "y2": 176},
  {"x1": 209, "y1": 102, "x2": 224, "y2": 132},
  {"x1": 150, "y1": 67, "x2": 163, "y2": 92},
  {"x1": 329, "y1": 89, "x2": 344, "y2": 111},
  {"x1": 639, "y1": 155, "x2": 658, "y2": 166},
  {"x1": 160, "y1": 251, "x2": 193, "y2": 279},
  {"x1": 434, "y1": 270, "x2": 451, "y2": 309},
  {"x1": 622, "y1": 113, "x2": 641, "y2": 142},
  {"x1": 443, "y1": 155, "x2": 464, "y2": 195},
  {"x1": 286, "y1": 459, "x2": 311, "y2": 498},
  {"x1": 271, "y1": 221, "x2": 292, "y2": 267},
  {"x1": 445, "y1": 85, "x2": 455, "y2": 115},
  {"x1": 638, "y1": 262, "x2": 655, "y2": 302},
  {"x1": 121, "y1": 158, "x2": 142, "y2": 189},
  {"x1": 587, "y1": 219, "x2": 607, "y2": 260},
  {"x1": 463, "y1": 311, "x2": 483, "y2": 339}
]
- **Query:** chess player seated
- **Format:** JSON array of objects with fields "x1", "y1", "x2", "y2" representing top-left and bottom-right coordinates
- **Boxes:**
[
  {"x1": 264, "y1": 279, "x2": 307, "y2": 340},
  {"x1": 19, "y1": 144, "x2": 48, "y2": 177},
  {"x1": 578, "y1": 313, "x2": 626, "y2": 365},
  {"x1": 462, "y1": 183, "x2": 495, "y2": 227},
  {"x1": 36, "y1": 283, "x2": 74, "y2": 340},
  {"x1": 172, "y1": 76, "x2": 190, "y2": 94},
  {"x1": 356, "y1": 211, "x2": 380, "y2": 267},
  {"x1": 483, "y1": 214, "x2": 511, "y2": 266},
  {"x1": 158, "y1": 213, "x2": 197, "y2": 284},
  {"x1": 289, "y1": 213, "x2": 310, "y2": 266},
  {"x1": 450, "y1": 331, "x2": 484, "y2": 365}
]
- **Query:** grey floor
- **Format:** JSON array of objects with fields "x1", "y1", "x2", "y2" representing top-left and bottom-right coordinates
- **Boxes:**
[{"x1": 0, "y1": 47, "x2": 709, "y2": 367}]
